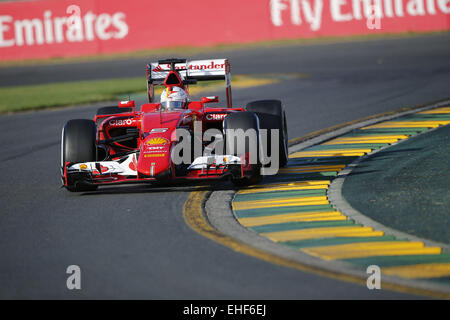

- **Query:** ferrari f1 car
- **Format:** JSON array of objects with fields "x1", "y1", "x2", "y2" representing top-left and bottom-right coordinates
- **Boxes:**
[{"x1": 61, "y1": 58, "x2": 288, "y2": 191}]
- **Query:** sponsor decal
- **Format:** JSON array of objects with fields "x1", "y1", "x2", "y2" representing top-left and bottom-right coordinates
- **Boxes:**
[
  {"x1": 152, "y1": 61, "x2": 225, "y2": 73},
  {"x1": 0, "y1": 1, "x2": 448, "y2": 61},
  {"x1": 270, "y1": 0, "x2": 450, "y2": 31},
  {"x1": 0, "y1": 8, "x2": 128, "y2": 48},
  {"x1": 145, "y1": 146, "x2": 165, "y2": 151},
  {"x1": 143, "y1": 145, "x2": 168, "y2": 153},
  {"x1": 206, "y1": 113, "x2": 227, "y2": 121},
  {"x1": 144, "y1": 153, "x2": 166, "y2": 158},
  {"x1": 108, "y1": 119, "x2": 134, "y2": 126},
  {"x1": 146, "y1": 137, "x2": 169, "y2": 145}
]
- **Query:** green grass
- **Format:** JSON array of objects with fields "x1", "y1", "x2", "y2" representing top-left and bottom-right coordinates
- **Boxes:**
[
  {"x1": 0, "y1": 74, "x2": 281, "y2": 114},
  {"x1": 0, "y1": 77, "x2": 146, "y2": 113}
]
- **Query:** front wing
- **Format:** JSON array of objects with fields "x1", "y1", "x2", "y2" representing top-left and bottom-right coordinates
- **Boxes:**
[{"x1": 62, "y1": 154, "x2": 248, "y2": 188}]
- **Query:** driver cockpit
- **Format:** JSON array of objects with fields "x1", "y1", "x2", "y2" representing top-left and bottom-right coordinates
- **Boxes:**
[{"x1": 160, "y1": 86, "x2": 189, "y2": 111}]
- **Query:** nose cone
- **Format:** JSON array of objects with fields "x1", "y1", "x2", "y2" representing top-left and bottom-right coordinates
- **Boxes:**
[{"x1": 137, "y1": 135, "x2": 172, "y2": 178}]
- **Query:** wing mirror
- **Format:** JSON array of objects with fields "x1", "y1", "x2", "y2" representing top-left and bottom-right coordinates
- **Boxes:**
[
  {"x1": 201, "y1": 96, "x2": 219, "y2": 104},
  {"x1": 119, "y1": 100, "x2": 136, "y2": 108}
]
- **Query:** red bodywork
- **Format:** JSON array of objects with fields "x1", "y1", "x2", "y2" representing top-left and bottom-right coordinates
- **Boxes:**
[{"x1": 62, "y1": 58, "x2": 255, "y2": 188}]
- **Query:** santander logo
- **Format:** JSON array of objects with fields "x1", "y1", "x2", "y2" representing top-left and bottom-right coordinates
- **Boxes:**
[
  {"x1": 0, "y1": 8, "x2": 128, "y2": 48},
  {"x1": 153, "y1": 61, "x2": 226, "y2": 73}
]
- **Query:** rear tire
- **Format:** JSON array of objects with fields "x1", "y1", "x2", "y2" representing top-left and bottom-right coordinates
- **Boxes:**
[
  {"x1": 224, "y1": 112, "x2": 263, "y2": 186},
  {"x1": 61, "y1": 119, "x2": 98, "y2": 192},
  {"x1": 246, "y1": 100, "x2": 288, "y2": 168}
]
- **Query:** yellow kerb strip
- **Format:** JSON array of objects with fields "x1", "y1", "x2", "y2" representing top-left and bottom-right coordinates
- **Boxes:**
[
  {"x1": 292, "y1": 149, "x2": 372, "y2": 154},
  {"x1": 261, "y1": 226, "x2": 383, "y2": 242},
  {"x1": 280, "y1": 165, "x2": 345, "y2": 173},
  {"x1": 418, "y1": 107, "x2": 450, "y2": 114},
  {"x1": 239, "y1": 211, "x2": 345, "y2": 227},
  {"x1": 301, "y1": 242, "x2": 442, "y2": 260},
  {"x1": 382, "y1": 263, "x2": 450, "y2": 279},
  {"x1": 237, "y1": 184, "x2": 330, "y2": 194},
  {"x1": 246, "y1": 180, "x2": 331, "y2": 188},
  {"x1": 282, "y1": 165, "x2": 346, "y2": 170},
  {"x1": 323, "y1": 139, "x2": 397, "y2": 145},
  {"x1": 279, "y1": 168, "x2": 342, "y2": 174},
  {"x1": 237, "y1": 181, "x2": 330, "y2": 194},
  {"x1": 362, "y1": 121, "x2": 450, "y2": 129},
  {"x1": 232, "y1": 196, "x2": 329, "y2": 210},
  {"x1": 325, "y1": 135, "x2": 408, "y2": 142},
  {"x1": 237, "y1": 195, "x2": 327, "y2": 205},
  {"x1": 290, "y1": 153, "x2": 366, "y2": 158},
  {"x1": 322, "y1": 135, "x2": 409, "y2": 145},
  {"x1": 290, "y1": 149, "x2": 371, "y2": 158}
]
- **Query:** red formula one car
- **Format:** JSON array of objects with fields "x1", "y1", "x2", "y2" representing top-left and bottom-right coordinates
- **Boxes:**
[{"x1": 61, "y1": 58, "x2": 288, "y2": 191}]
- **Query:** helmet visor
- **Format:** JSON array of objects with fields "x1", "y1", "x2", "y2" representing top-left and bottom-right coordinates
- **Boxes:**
[{"x1": 161, "y1": 100, "x2": 184, "y2": 110}]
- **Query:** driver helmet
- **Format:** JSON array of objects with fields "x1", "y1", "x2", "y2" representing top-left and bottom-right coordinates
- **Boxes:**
[{"x1": 160, "y1": 86, "x2": 188, "y2": 110}]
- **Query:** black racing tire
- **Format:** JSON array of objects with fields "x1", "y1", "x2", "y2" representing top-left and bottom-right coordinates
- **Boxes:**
[
  {"x1": 246, "y1": 100, "x2": 289, "y2": 168},
  {"x1": 96, "y1": 106, "x2": 132, "y2": 126},
  {"x1": 61, "y1": 119, "x2": 98, "y2": 192},
  {"x1": 223, "y1": 112, "x2": 262, "y2": 186}
]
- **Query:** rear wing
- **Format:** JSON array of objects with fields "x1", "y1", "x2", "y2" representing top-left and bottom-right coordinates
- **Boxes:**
[{"x1": 146, "y1": 58, "x2": 232, "y2": 108}]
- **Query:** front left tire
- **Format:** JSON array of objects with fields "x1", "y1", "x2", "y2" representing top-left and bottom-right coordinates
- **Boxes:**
[
  {"x1": 246, "y1": 100, "x2": 289, "y2": 168},
  {"x1": 223, "y1": 111, "x2": 263, "y2": 186}
]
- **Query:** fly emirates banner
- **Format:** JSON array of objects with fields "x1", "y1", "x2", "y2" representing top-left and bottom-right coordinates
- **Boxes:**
[{"x1": 0, "y1": 0, "x2": 448, "y2": 61}]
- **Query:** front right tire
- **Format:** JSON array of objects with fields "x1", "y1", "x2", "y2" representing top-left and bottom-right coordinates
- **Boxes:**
[{"x1": 61, "y1": 119, "x2": 98, "y2": 192}]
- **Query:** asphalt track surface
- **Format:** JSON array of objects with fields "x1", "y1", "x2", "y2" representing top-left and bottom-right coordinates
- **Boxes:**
[{"x1": 0, "y1": 33, "x2": 449, "y2": 299}]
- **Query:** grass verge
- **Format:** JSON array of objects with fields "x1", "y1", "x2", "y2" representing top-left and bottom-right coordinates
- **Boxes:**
[{"x1": 0, "y1": 74, "x2": 281, "y2": 114}]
